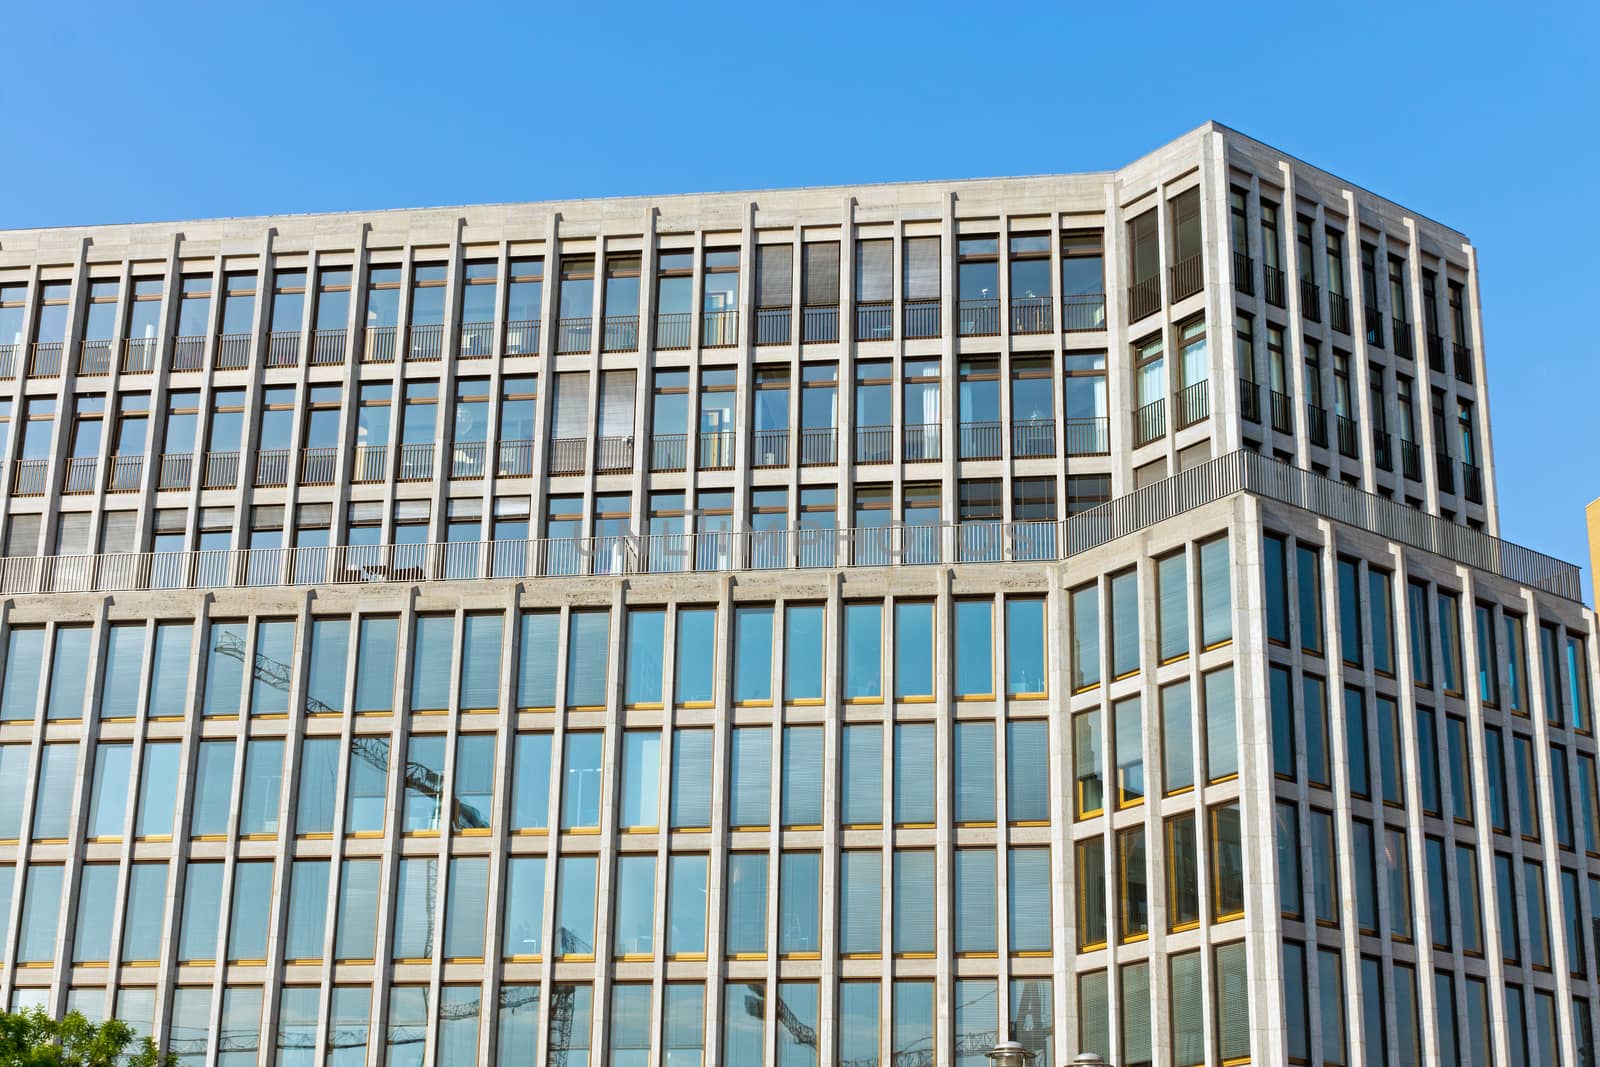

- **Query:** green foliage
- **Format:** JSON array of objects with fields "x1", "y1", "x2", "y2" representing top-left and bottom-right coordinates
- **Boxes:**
[{"x1": 0, "y1": 1008, "x2": 176, "y2": 1066}]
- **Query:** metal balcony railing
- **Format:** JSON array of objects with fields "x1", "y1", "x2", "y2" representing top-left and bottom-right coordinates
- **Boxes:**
[
  {"x1": 351, "y1": 446, "x2": 388, "y2": 484},
  {"x1": 106, "y1": 454, "x2": 144, "y2": 493},
  {"x1": 752, "y1": 430, "x2": 789, "y2": 469},
  {"x1": 1168, "y1": 255, "x2": 1203, "y2": 303},
  {"x1": 650, "y1": 434, "x2": 687, "y2": 473},
  {"x1": 1065, "y1": 417, "x2": 1109, "y2": 457},
  {"x1": 755, "y1": 307, "x2": 791, "y2": 346},
  {"x1": 300, "y1": 447, "x2": 339, "y2": 486},
  {"x1": 1011, "y1": 419, "x2": 1056, "y2": 459},
  {"x1": 12, "y1": 459, "x2": 48, "y2": 497},
  {"x1": 1127, "y1": 277, "x2": 1160, "y2": 322},
  {"x1": 1373, "y1": 432, "x2": 1394, "y2": 473},
  {"x1": 602, "y1": 315, "x2": 638, "y2": 353},
  {"x1": 959, "y1": 421, "x2": 1003, "y2": 460},
  {"x1": 1401, "y1": 440, "x2": 1422, "y2": 482},
  {"x1": 459, "y1": 321, "x2": 495, "y2": 359},
  {"x1": 1239, "y1": 379, "x2": 1262, "y2": 424},
  {"x1": 1307, "y1": 405, "x2": 1329, "y2": 449},
  {"x1": 1270, "y1": 390, "x2": 1294, "y2": 435},
  {"x1": 0, "y1": 342, "x2": 18, "y2": 379},
  {"x1": 408, "y1": 323, "x2": 444, "y2": 362},
  {"x1": 0, "y1": 450, "x2": 1579, "y2": 599},
  {"x1": 504, "y1": 320, "x2": 540, "y2": 356},
  {"x1": 1335, "y1": 415, "x2": 1359, "y2": 459},
  {"x1": 122, "y1": 337, "x2": 158, "y2": 375},
  {"x1": 1392, "y1": 319, "x2": 1413, "y2": 360},
  {"x1": 166, "y1": 336, "x2": 207, "y2": 372},
  {"x1": 450, "y1": 440, "x2": 488, "y2": 480},
  {"x1": 217, "y1": 333, "x2": 253, "y2": 370},
  {"x1": 1463, "y1": 463, "x2": 1484, "y2": 504},
  {"x1": 655, "y1": 313, "x2": 691, "y2": 351},
  {"x1": 158, "y1": 453, "x2": 193, "y2": 491},
  {"x1": 1329, "y1": 293, "x2": 1351, "y2": 334},
  {"x1": 269, "y1": 331, "x2": 302, "y2": 367},
  {"x1": 78, "y1": 339, "x2": 113, "y2": 376},
  {"x1": 801, "y1": 306, "x2": 839, "y2": 344},
  {"x1": 702, "y1": 309, "x2": 737, "y2": 348},
  {"x1": 1436, "y1": 453, "x2": 1456, "y2": 494},
  {"x1": 799, "y1": 427, "x2": 836, "y2": 466},
  {"x1": 903, "y1": 423, "x2": 940, "y2": 463},
  {"x1": 854, "y1": 425, "x2": 895, "y2": 465},
  {"x1": 540, "y1": 438, "x2": 583, "y2": 476},
  {"x1": 1262, "y1": 267, "x2": 1286, "y2": 309},
  {"x1": 497, "y1": 440, "x2": 534, "y2": 478},
  {"x1": 312, "y1": 329, "x2": 347, "y2": 367},
  {"x1": 31, "y1": 341, "x2": 64, "y2": 377},
  {"x1": 1233, "y1": 252, "x2": 1254, "y2": 297},
  {"x1": 1454, "y1": 344, "x2": 1474, "y2": 384},
  {"x1": 398, "y1": 443, "x2": 435, "y2": 482},
  {"x1": 1133, "y1": 399, "x2": 1166, "y2": 446},
  {"x1": 556, "y1": 318, "x2": 591, "y2": 354},
  {"x1": 1300, "y1": 279, "x2": 1321, "y2": 323},
  {"x1": 1010, "y1": 297, "x2": 1052, "y2": 335},
  {"x1": 903, "y1": 299, "x2": 940, "y2": 339},
  {"x1": 1365, "y1": 311, "x2": 1384, "y2": 349},
  {"x1": 1427, "y1": 333, "x2": 1446, "y2": 373},
  {"x1": 1178, "y1": 381, "x2": 1210, "y2": 429},
  {"x1": 362, "y1": 326, "x2": 397, "y2": 364},
  {"x1": 62, "y1": 457, "x2": 98, "y2": 495},
  {"x1": 699, "y1": 431, "x2": 736, "y2": 471},
  {"x1": 855, "y1": 302, "x2": 893, "y2": 341},
  {"x1": 595, "y1": 436, "x2": 634, "y2": 474},
  {"x1": 254, "y1": 449, "x2": 291, "y2": 488},
  {"x1": 1061, "y1": 293, "x2": 1106, "y2": 333},
  {"x1": 203, "y1": 451, "x2": 240, "y2": 490}
]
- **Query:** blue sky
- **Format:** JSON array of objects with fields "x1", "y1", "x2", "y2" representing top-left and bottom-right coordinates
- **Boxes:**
[{"x1": 4, "y1": 1, "x2": 1597, "y2": 594}]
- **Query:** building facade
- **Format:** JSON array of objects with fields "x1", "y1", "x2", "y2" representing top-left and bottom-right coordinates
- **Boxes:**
[{"x1": 0, "y1": 122, "x2": 1594, "y2": 1067}]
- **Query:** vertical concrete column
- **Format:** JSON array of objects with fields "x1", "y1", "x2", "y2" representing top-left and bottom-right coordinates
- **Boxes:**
[{"x1": 1461, "y1": 243, "x2": 1498, "y2": 535}]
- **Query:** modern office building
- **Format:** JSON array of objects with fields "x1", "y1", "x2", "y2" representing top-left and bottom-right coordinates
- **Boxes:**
[{"x1": 0, "y1": 121, "x2": 1595, "y2": 1067}]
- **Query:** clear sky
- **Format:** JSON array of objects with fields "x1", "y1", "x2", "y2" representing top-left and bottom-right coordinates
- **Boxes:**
[{"x1": 4, "y1": 1, "x2": 1597, "y2": 594}]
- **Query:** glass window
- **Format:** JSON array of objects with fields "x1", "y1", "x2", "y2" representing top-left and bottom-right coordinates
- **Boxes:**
[
  {"x1": 784, "y1": 604, "x2": 824, "y2": 702},
  {"x1": 953, "y1": 848, "x2": 997, "y2": 955},
  {"x1": 1264, "y1": 534, "x2": 1289, "y2": 644},
  {"x1": 148, "y1": 622, "x2": 193, "y2": 717},
  {"x1": 459, "y1": 613, "x2": 502, "y2": 710},
  {"x1": 1269, "y1": 665, "x2": 1295, "y2": 779},
  {"x1": 839, "y1": 982, "x2": 882, "y2": 1065},
  {"x1": 555, "y1": 855, "x2": 598, "y2": 958},
  {"x1": 732, "y1": 606, "x2": 773, "y2": 703},
  {"x1": 1110, "y1": 569, "x2": 1139, "y2": 676},
  {"x1": 73, "y1": 864, "x2": 118, "y2": 963},
  {"x1": 566, "y1": 609, "x2": 610, "y2": 708},
  {"x1": 894, "y1": 850, "x2": 935, "y2": 954},
  {"x1": 1337, "y1": 557, "x2": 1363, "y2": 665},
  {"x1": 778, "y1": 851, "x2": 820, "y2": 956},
  {"x1": 1199, "y1": 536, "x2": 1232, "y2": 647},
  {"x1": 1007, "y1": 719, "x2": 1049, "y2": 823},
  {"x1": 666, "y1": 854, "x2": 708, "y2": 957},
  {"x1": 1540, "y1": 622, "x2": 1563, "y2": 725},
  {"x1": 1171, "y1": 950, "x2": 1205, "y2": 1067},
  {"x1": 624, "y1": 608, "x2": 665, "y2": 706},
  {"x1": 1158, "y1": 551, "x2": 1189, "y2": 661},
  {"x1": 46, "y1": 625, "x2": 91, "y2": 720},
  {"x1": 1075, "y1": 709, "x2": 1103, "y2": 818},
  {"x1": 670, "y1": 728, "x2": 713, "y2": 829},
  {"x1": 202, "y1": 620, "x2": 246, "y2": 715},
  {"x1": 561, "y1": 732, "x2": 604, "y2": 831},
  {"x1": 894, "y1": 723, "x2": 936, "y2": 825},
  {"x1": 841, "y1": 724, "x2": 883, "y2": 827},
  {"x1": 219, "y1": 988, "x2": 265, "y2": 1067},
  {"x1": 1296, "y1": 545, "x2": 1323, "y2": 654},
  {"x1": 954, "y1": 721, "x2": 996, "y2": 825},
  {"x1": 1275, "y1": 803, "x2": 1301, "y2": 919},
  {"x1": 1345, "y1": 687, "x2": 1369, "y2": 798},
  {"x1": 1170, "y1": 811, "x2": 1202, "y2": 929},
  {"x1": 729, "y1": 726, "x2": 772, "y2": 828},
  {"x1": 1005, "y1": 597, "x2": 1047, "y2": 696},
  {"x1": 619, "y1": 730, "x2": 660, "y2": 830},
  {"x1": 515, "y1": 611, "x2": 558, "y2": 709},
  {"x1": 1210, "y1": 802, "x2": 1244, "y2": 921},
  {"x1": 1204, "y1": 667, "x2": 1237, "y2": 782},
  {"x1": 346, "y1": 737, "x2": 388, "y2": 834},
  {"x1": 1071, "y1": 583, "x2": 1100, "y2": 689},
  {"x1": 239, "y1": 739, "x2": 284, "y2": 836},
  {"x1": 1117, "y1": 828, "x2": 1147, "y2": 943},
  {"x1": 391, "y1": 857, "x2": 438, "y2": 961},
  {"x1": 1114, "y1": 695, "x2": 1144, "y2": 807},
  {"x1": 178, "y1": 862, "x2": 224, "y2": 962},
  {"x1": 443, "y1": 857, "x2": 488, "y2": 960},
  {"x1": 725, "y1": 852, "x2": 768, "y2": 956},
  {"x1": 354, "y1": 616, "x2": 399, "y2": 713},
  {"x1": 403, "y1": 734, "x2": 445, "y2": 832},
  {"x1": 675, "y1": 607, "x2": 716, "y2": 704},
  {"x1": 1407, "y1": 580, "x2": 1433, "y2": 687},
  {"x1": 1303, "y1": 674, "x2": 1330, "y2": 787},
  {"x1": 1080, "y1": 970, "x2": 1110, "y2": 1061},
  {"x1": 228, "y1": 861, "x2": 275, "y2": 962},
  {"x1": 1567, "y1": 634, "x2": 1591, "y2": 730},
  {"x1": 1456, "y1": 843, "x2": 1484, "y2": 956},
  {"x1": 1077, "y1": 837, "x2": 1106, "y2": 949},
  {"x1": 29, "y1": 742, "x2": 76, "y2": 840},
  {"x1": 88, "y1": 743, "x2": 131, "y2": 838},
  {"x1": 249, "y1": 620, "x2": 294, "y2": 716},
  {"x1": 1438, "y1": 592, "x2": 1463, "y2": 693},
  {"x1": 663, "y1": 984, "x2": 705, "y2": 1065},
  {"x1": 609, "y1": 984, "x2": 652, "y2": 1067},
  {"x1": 612, "y1": 853, "x2": 656, "y2": 959},
  {"x1": 1377, "y1": 696, "x2": 1404, "y2": 806},
  {"x1": 891, "y1": 600, "x2": 931, "y2": 700},
  {"x1": 1121, "y1": 961, "x2": 1152, "y2": 1067},
  {"x1": 284, "y1": 859, "x2": 329, "y2": 961},
  {"x1": 1161, "y1": 681, "x2": 1195, "y2": 794},
  {"x1": 893, "y1": 981, "x2": 935, "y2": 1065},
  {"x1": 502, "y1": 856, "x2": 545, "y2": 959},
  {"x1": 335, "y1": 859, "x2": 381, "y2": 961},
  {"x1": 1369, "y1": 568, "x2": 1395, "y2": 673},
  {"x1": 546, "y1": 985, "x2": 592, "y2": 1065},
  {"x1": 509, "y1": 732, "x2": 551, "y2": 831},
  {"x1": 840, "y1": 849, "x2": 882, "y2": 956},
  {"x1": 1505, "y1": 614, "x2": 1530, "y2": 712},
  {"x1": 305, "y1": 617, "x2": 349, "y2": 715},
  {"x1": 782, "y1": 725, "x2": 824, "y2": 828},
  {"x1": 722, "y1": 982, "x2": 765, "y2": 1066},
  {"x1": 0, "y1": 626, "x2": 44, "y2": 721},
  {"x1": 190, "y1": 739, "x2": 235, "y2": 837},
  {"x1": 453, "y1": 733, "x2": 495, "y2": 832},
  {"x1": 954, "y1": 599, "x2": 994, "y2": 697}
]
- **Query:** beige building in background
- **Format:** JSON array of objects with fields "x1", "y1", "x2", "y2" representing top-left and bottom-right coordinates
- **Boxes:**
[{"x1": 0, "y1": 123, "x2": 1593, "y2": 1067}]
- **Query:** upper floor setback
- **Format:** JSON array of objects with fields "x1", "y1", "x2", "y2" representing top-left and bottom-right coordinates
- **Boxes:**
[{"x1": 0, "y1": 123, "x2": 1497, "y2": 531}]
